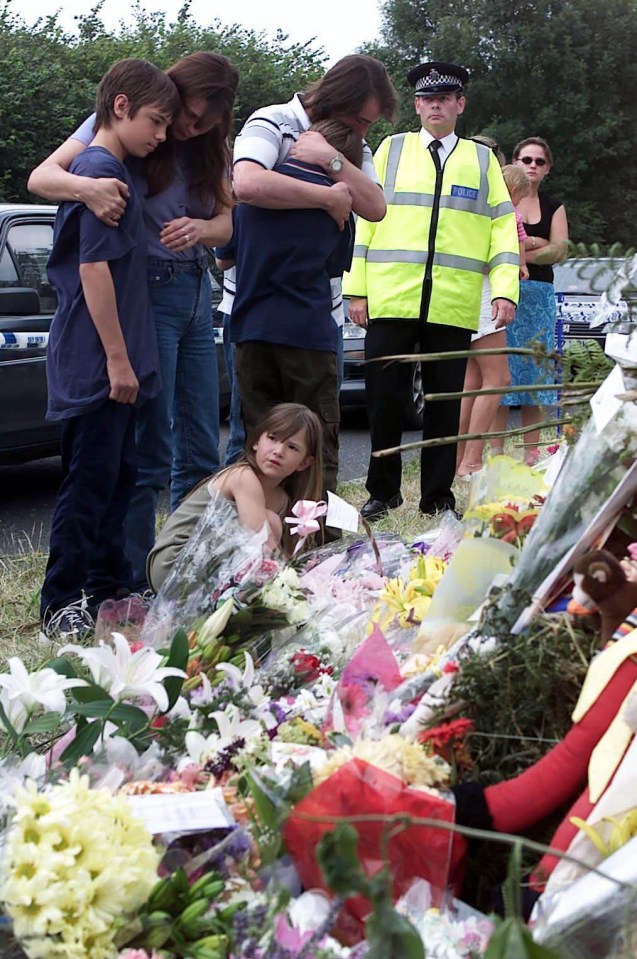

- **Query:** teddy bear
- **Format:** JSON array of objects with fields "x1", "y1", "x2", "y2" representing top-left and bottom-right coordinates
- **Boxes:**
[{"x1": 568, "y1": 548, "x2": 637, "y2": 643}]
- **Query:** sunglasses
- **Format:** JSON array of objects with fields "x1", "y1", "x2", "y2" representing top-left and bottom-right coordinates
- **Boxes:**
[{"x1": 518, "y1": 156, "x2": 548, "y2": 167}]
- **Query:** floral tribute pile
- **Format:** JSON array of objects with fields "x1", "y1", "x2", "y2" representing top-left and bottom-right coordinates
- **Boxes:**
[{"x1": 1, "y1": 371, "x2": 637, "y2": 959}]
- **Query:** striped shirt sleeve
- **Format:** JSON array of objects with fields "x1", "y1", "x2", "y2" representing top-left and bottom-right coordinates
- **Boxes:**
[{"x1": 233, "y1": 109, "x2": 285, "y2": 170}]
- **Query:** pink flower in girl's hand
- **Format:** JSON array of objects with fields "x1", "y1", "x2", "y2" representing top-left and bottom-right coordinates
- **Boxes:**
[{"x1": 627, "y1": 543, "x2": 637, "y2": 562}]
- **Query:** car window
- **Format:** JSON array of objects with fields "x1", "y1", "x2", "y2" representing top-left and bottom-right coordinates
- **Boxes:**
[
  {"x1": 0, "y1": 245, "x2": 19, "y2": 287},
  {"x1": 6, "y1": 222, "x2": 57, "y2": 312}
]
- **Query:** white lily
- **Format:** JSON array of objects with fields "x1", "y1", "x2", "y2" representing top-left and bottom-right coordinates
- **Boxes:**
[
  {"x1": 211, "y1": 704, "x2": 262, "y2": 745},
  {"x1": 60, "y1": 632, "x2": 186, "y2": 713},
  {"x1": 216, "y1": 654, "x2": 276, "y2": 729},
  {"x1": 0, "y1": 658, "x2": 86, "y2": 726},
  {"x1": 180, "y1": 704, "x2": 262, "y2": 768},
  {"x1": 189, "y1": 672, "x2": 214, "y2": 708},
  {"x1": 216, "y1": 651, "x2": 257, "y2": 690},
  {"x1": 0, "y1": 688, "x2": 28, "y2": 734},
  {"x1": 198, "y1": 599, "x2": 235, "y2": 646}
]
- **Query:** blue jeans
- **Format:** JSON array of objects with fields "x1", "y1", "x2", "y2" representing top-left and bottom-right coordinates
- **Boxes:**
[
  {"x1": 221, "y1": 312, "x2": 245, "y2": 466},
  {"x1": 125, "y1": 258, "x2": 220, "y2": 590}
]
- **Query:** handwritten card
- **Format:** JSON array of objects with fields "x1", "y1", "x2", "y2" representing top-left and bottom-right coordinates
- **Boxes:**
[{"x1": 326, "y1": 491, "x2": 360, "y2": 533}]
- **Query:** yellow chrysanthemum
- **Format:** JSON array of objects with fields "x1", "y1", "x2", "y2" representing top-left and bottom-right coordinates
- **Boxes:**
[{"x1": 2, "y1": 768, "x2": 160, "y2": 959}]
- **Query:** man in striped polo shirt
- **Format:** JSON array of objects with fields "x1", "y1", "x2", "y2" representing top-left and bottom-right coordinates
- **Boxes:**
[{"x1": 231, "y1": 54, "x2": 398, "y2": 498}]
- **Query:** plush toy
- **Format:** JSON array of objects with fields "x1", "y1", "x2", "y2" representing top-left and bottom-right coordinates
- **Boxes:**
[
  {"x1": 568, "y1": 548, "x2": 637, "y2": 643},
  {"x1": 453, "y1": 606, "x2": 637, "y2": 896}
]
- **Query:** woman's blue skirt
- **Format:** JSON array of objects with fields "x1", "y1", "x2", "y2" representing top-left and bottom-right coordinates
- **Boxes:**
[{"x1": 501, "y1": 279, "x2": 557, "y2": 406}]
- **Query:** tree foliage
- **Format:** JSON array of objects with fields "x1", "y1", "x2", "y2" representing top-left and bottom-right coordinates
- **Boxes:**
[
  {"x1": 0, "y1": 0, "x2": 325, "y2": 202},
  {"x1": 365, "y1": 0, "x2": 637, "y2": 244}
]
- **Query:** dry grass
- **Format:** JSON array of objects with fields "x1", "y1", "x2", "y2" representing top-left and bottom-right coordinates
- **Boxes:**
[{"x1": 0, "y1": 549, "x2": 50, "y2": 669}]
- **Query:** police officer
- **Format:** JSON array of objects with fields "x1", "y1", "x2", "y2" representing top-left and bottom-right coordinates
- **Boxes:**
[{"x1": 344, "y1": 62, "x2": 519, "y2": 520}]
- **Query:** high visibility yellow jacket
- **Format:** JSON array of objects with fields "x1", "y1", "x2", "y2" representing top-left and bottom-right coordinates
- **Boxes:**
[{"x1": 343, "y1": 133, "x2": 520, "y2": 329}]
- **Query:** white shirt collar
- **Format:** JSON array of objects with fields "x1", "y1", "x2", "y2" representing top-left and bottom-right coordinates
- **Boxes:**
[
  {"x1": 290, "y1": 93, "x2": 312, "y2": 131},
  {"x1": 419, "y1": 127, "x2": 458, "y2": 163}
]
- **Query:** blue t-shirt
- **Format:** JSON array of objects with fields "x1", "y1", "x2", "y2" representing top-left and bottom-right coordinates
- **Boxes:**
[
  {"x1": 229, "y1": 161, "x2": 354, "y2": 354},
  {"x1": 46, "y1": 147, "x2": 161, "y2": 421},
  {"x1": 72, "y1": 115, "x2": 215, "y2": 262}
]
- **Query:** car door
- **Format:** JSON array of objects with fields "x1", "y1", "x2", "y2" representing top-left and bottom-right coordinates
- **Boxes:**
[{"x1": 0, "y1": 212, "x2": 59, "y2": 463}]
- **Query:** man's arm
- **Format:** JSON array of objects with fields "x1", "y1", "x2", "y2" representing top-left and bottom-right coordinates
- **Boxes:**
[
  {"x1": 79, "y1": 261, "x2": 138, "y2": 404},
  {"x1": 289, "y1": 131, "x2": 386, "y2": 221},
  {"x1": 233, "y1": 161, "x2": 353, "y2": 229},
  {"x1": 28, "y1": 138, "x2": 129, "y2": 224}
]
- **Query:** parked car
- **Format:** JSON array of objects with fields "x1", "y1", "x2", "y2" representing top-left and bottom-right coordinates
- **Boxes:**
[
  {"x1": 0, "y1": 204, "x2": 230, "y2": 465},
  {"x1": 340, "y1": 257, "x2": 635, "y2": 427}
]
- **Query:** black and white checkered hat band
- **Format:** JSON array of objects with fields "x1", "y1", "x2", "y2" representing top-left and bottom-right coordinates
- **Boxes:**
[{"x1": 415, "y1": 72, "x2": 460, "y2": 91}]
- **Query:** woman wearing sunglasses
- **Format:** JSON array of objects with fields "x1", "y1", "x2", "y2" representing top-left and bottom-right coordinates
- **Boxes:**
[{"x1": 493, "y1": 136, "x2": 569, "y2": 465}]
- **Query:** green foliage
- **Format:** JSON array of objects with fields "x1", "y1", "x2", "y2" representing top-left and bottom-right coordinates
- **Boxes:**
[
  {"x1": 0, "y1": 0, "x2": 325, "y2": 203},
  {"x1": 485, "y1": 918, "x2": 562, "y2": 959},
  {"x1": 366, "y1": 0, "x2": 637, "y2": 243},
  {"x1": 561, "y1": 339, "x2": 614, "y2": 386},
  {"x1": 452, "y1": 612, "x2": 600, "y2": 784},
  {"x1": 316, "y1": 823, "x2": 425, "y2": 958}
]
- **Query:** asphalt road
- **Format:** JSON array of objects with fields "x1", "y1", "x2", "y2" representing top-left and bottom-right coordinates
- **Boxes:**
[{"x1": 0, "y1": 411, "x2": 421, "y2": 556}]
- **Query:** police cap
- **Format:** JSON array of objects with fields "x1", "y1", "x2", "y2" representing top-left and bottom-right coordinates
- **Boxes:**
[{"x1": 407, "y1": 61, "x2": 469, "y2": 97}]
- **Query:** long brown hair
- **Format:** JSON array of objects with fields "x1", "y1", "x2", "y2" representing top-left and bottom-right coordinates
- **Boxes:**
[
  {"x1": 145, "y1": 51, "x2": 238, "y2": 207},
  {"x1": 302, "y1": 54, "x2": 398, "y2": 125},
  {"x1": 240, "y1": 403, "x2": 324, "y2": 507}
]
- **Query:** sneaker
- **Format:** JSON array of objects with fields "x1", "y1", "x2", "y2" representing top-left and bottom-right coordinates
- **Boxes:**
[{"x1": 40, "y1": 598, "x2": 95, "y2": 644}]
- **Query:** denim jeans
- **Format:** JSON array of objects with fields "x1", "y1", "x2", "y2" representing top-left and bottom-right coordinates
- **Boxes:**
[
  {"x1": 221, "y1": 312, "x2": 245, "y2": 466},
  {"x1": 124, "y1": 258, "x2": 220, "y2": 590},
  {"x1": 41, "y1": 400, "x2": 136, "y2": 618}
]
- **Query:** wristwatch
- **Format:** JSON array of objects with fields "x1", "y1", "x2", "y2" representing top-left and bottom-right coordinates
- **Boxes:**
[{"x1": 328, "y1": 152, "x2": 345, "y2": 174}]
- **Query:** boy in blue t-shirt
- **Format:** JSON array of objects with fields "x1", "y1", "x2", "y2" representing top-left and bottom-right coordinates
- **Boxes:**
[
  {"x1": 219, "y1": 120, "x2": 363, "y2": 497},
  {"x1": 40, "y1": 58, "x2": 180, "y2": 640}
]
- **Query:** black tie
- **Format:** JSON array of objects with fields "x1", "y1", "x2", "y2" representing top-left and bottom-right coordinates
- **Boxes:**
[{"x1": 429, "y1": 138, "x2": 442, "y2": 172}]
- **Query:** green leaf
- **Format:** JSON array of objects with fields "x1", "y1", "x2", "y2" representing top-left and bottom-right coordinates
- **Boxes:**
[
  {"x1": 73, "y1": 683, "x2": 112, "y2": 704},
  {"x1": 365, "y1": 903, "x2": 425, "y2": 959},
  {"x1": 22, "y1": 712, "x2": 63, "y2": 734},
  {"x1": 484, "y1": 918, "x2": 563, "y2": 959},
  {"x1": 316, "y1": 824, "x2": 366, "y2": 897},
  {"x1": 72, "y1": 700, "x2": 148, "y2": 730},
  {"x1": 244, "y1": 770, "x2": 281, "y2": 833},
  {"x1": 45, "y1": 656, "x2": 78, "y2": 678},
  {"x1": 60, "y1": 720, "x2": 103, "y2": 763},
  {"x1": 162, "y1": 627, "x2": 189, "y2": 713}
]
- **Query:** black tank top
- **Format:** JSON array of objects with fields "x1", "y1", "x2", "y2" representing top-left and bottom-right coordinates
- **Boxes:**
[{"x1": 524, "y1": 193, "x2": 563, "y2": 284}]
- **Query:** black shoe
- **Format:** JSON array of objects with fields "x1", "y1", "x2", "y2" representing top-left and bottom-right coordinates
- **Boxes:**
[{"x1": 360, "y1": 493, "x2": 403, "y2": 522}]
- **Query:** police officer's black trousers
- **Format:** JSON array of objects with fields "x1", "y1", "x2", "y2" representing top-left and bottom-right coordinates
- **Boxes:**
[{"x1": 365, "y1": 319, "x2": 472, "y2": 514}]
